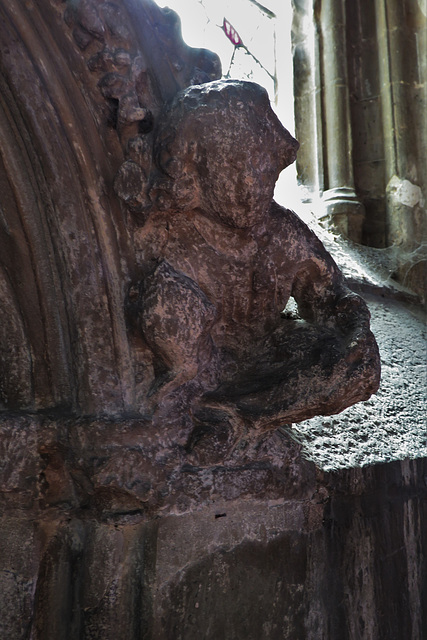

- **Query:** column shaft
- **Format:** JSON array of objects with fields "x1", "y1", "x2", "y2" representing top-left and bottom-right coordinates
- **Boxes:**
[{"x1": 320, "y1": 0, "x2": 365, "y2": 240}]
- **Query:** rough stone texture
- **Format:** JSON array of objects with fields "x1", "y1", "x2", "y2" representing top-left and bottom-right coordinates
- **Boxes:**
[
  {"x1": 0, "y1": 457, "x2": 426, "y2": 639},
  {"x1": 0, "y1": 0, "x2": 221, "y2": 417},
  {"x1": 288, "y1": 219, "x2": 427, "y2": 470},
  {"x1": 0, "y1": 1, "x2": 425, "y2": 638},
  {"x1": 0, "y1": 0, "x2": 380, "y2": 438},
  {"x1": 127, "y1": 77, "x2": 380, "y2": 434},
  {"x1": 150, "y1": 461, "x2": 427, "y2": 640},
  {"x1": 294, "y1": 293, "x2": 427, "y2": 470}
]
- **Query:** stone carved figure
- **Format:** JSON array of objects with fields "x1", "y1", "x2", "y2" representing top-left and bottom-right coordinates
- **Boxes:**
[
  {"x1": 0, "y1": 0, "x2": 380, "y2": 444},
  {"x1": 126, "y1": 80, "x2": 380, "y2": 433},
  {"x1": 0, "y1": 7, "x2": 424, "y2": 638}
]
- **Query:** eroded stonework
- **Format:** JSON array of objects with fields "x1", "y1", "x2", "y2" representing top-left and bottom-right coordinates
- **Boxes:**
[
  {"x1": 0, "y1": 0, "x2": 382, "y2": 508},
  {"x1": 123, "y1": 78, "x2": 380, "y2": 439},
  {"x1": 0, "y1": 3, "x2": 425, "y2": 640},
  {"x1": 0, "y1": 5, "x2": 380, "y2": 443}
]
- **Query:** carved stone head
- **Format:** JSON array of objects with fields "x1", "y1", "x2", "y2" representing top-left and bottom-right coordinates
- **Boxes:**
[{"x1": 151, "y1": 79, "x2": 299, "y2": 227}]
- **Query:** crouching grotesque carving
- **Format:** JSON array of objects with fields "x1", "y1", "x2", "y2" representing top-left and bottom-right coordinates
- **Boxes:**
[{"x1": 126, "y1": 79, "x2": 380, "y2": 433}]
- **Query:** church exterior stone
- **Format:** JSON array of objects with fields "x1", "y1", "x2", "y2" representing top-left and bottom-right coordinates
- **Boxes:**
[{"x1": 0, "y1": 1, "x2": 424, "y2": 638}]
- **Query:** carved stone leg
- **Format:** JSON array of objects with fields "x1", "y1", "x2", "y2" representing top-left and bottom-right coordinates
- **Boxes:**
[{"x1": 139, "y1": 261, "x2": 217, "y2": 393}]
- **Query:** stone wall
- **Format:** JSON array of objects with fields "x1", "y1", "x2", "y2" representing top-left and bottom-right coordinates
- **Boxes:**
[
  {"x1": 0, "y1": 1, "x2": 425, "y2": 638},
  {"x1": 1, "y1": 444, "x2": 426, "y2": 639}
]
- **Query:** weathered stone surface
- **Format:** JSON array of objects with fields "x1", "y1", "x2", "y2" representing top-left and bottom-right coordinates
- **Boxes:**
[
  {"x1": 291, "y1": 290, "x2": 427, "y2": 470},
  {"x1": 151, "y1": 461, "x2": 427, "y2": 640},
  {"x1": 0, "y1": 1, "x2": 423, "y2": 639},
  {"x1": 0, "y1": 0, "x2": 221, "y2": 417},
  {"x1": 121, "y1": 76, "x2": 380, "y2": 436},
  {"x1": 0, "y1": 457, "x2": 425, "y2": 639},
  {"x1": 0, "y1": 0, "x2": 380, "y2": 440}
]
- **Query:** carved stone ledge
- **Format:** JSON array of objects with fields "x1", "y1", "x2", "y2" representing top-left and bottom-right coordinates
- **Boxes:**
[{"x1": 0, "y1": 414, "x2": 313, "y2": 519}]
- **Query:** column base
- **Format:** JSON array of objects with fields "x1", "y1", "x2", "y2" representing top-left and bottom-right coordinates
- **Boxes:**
[{"x1": 321, "y1": 187, "x2": 365, "y2": 242}]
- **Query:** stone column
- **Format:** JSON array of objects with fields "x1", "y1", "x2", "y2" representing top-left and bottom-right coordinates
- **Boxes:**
[
  {"x1": 319, "y1": 0, "x2": 365, "y2": 241},
  {"x1": 375, "y1": 0, "x2": 425, "y2": 242},
  {"x1": 374, "y1": 0, "x2": 426, "y2": 297},
  {"x1": 292, "y1": 0, "x2": 324, "y2": 197}
]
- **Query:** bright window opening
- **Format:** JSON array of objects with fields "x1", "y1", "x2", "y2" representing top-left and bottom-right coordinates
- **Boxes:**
[{"x1": 156, "y1": 0, "x2": 299, "y2": 207}]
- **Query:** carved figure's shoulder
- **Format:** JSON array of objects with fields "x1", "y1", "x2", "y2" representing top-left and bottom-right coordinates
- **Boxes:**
[
  {"x1": 266, "y1": 201, "x2": 342, "y2": 276},
  {"x1": 268, "y1": 201, "x2": 312, "y2": 239},
  {"x1": 265, "y1": 201, "x2": 315, "y2": 255}
]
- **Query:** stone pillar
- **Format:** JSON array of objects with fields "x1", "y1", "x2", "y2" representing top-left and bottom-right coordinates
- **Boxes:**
[
  {"x1": 375, "y1": 0, "x2": 425, "y2": 243},
  {"x1": 319, "y1": 0, "x2": 365, "y2": 241},
  {"x1": 374, "y1": 0, "x2": 427, "y2": 297},
  {"x1": 292, "y1": 0, "x2": 324, "y2": 197}
]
